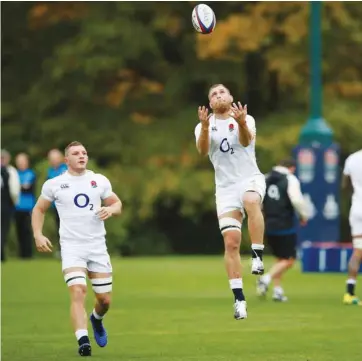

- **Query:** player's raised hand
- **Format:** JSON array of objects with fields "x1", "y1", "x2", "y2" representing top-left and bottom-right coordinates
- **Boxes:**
[
  {"x1": 230, "y1": 102, "x2": 247, "y2": 125},
  {"x1": 198, "y1": 106, "x2": 211, "y2": 128},
  {"x1": 96, "y1": 207, "x2": 113, "y2": 221},
  {"x1": 35, "y1": 235, "x2": 53, "y2": 253}
]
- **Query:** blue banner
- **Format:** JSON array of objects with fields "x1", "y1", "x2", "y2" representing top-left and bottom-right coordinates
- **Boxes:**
[{"x1": 293, "y1": 143, "x2": 340, "y2": 244}]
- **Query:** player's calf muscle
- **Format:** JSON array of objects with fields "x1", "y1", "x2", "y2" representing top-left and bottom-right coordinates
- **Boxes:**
[{"x1": 349, "y1": 252, "x2": 361, "y2": 274}]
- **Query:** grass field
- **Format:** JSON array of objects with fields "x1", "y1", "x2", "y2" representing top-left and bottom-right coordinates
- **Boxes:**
[{"x1": 1, "y1": 256, "x2": 360, "y2": 361}]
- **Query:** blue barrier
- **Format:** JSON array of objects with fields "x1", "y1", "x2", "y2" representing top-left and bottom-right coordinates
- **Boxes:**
[{"x1": 301, "y1": 242, "x2": 362, "y2": 273}]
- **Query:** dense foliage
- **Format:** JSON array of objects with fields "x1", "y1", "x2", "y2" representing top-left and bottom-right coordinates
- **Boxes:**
[{"x1": 2, "y1": 2, "x2": 361, "y2": 255}]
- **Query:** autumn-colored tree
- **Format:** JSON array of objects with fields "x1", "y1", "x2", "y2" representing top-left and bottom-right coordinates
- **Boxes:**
[{"x1": 2, "y1": 2, "x2": 362, "y2": 255}]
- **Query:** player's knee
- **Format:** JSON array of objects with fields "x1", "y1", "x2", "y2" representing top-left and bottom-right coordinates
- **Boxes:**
[
  {"x1": 97, "y1": 293, "x2": 112, "y2": 309},
  {"x1": 224, "y1": 233, "x2": 240, "y2": 254},
  {"x1": 352, "y1": 247, "x2": 362, "y2": 259},
  {"x1": 70, "y1": 285, "x2": 87, "y2": 303},
  {"x1": 286, "y1": 258, "x2": 295, "y2": 268}
]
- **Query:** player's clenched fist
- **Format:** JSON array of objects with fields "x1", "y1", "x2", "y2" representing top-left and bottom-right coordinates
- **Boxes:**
[{"x1": 198, "y1": 106, "x2": 211, "y2": 128}]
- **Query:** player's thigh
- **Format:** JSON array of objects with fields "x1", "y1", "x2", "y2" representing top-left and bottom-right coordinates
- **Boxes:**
[
  {"x1": 218, "y1": 210, "x2": 243, "y2": 249},
  {"x1": 350, "y1": 214, "x2": 362, "y2": 250},
  {"x1": 62, "y1": 266, "x2": 88, "y2": 300},
  {"x1": 216, "y1": 186, "x2": 244, "y2": 218},
  {"x1": 241, "y1": 175, "x2": 266, "y2": 205},
  {"x1": 88, "y1": 250, "x2": 113, "y2": 298},
  {"x1": 61, "y1": 248, "x2": 88, "y2": 291},
  {"x1": 351, "y1": 236, "x2": 362, "y2": 256}
]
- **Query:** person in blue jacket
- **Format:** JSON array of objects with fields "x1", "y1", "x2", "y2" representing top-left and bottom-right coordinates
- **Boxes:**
[{"x1": 15, "y1": 153, "x2": 36, "y2": 259}]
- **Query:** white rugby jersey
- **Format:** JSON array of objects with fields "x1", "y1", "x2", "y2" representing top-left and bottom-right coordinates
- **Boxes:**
[
  {"x1": 343, "y1": 150, "x2": 362, "y2": 218},
  {"x1": 195, "y1": 114, "x2": 262, "y2": 188},
  {"x1": 41, "y1": 170, "x2": 113, "y2": 246}
]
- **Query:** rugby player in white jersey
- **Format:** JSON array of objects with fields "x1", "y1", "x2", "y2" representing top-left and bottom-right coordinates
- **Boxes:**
[
  {"x1": 194, "y1": 84, "x2": 266, "y2": 320},
  {"x1": 342, "y1": 149, "x2": 362, "y2": 306},
  {"x1": 31, "y1": 141, "x2": 122, "y2": 356}
]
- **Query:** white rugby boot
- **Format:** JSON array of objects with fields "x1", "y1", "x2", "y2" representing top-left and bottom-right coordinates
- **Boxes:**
[{"x1": 234, "y1": 300, "x2": 247, "y2": 320}]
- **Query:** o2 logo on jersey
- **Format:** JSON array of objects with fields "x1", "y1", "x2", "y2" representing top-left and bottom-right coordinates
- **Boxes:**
[
  {"x1": 219, "y1": 138, "x2": 234, "y2": 154},
  {"x1": 74, "y1": 193, "x2": 94, "y2": 210}
]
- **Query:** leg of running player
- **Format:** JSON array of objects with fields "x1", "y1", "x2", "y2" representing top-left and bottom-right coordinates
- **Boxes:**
[
  {"x1": 270, "y1": 258, "x2": 294, "y2": 301},
  {"x1": 63, "y1": 267, "x2": 91, "y2": 357},
  {"x1": 243, "y1": 191, "x2": 265, "y2": 275},
  {"x1": 88, "y1": 271, "x2": 112, "y2": 347},
  {"x1": 258, "y1": 235, "x2": 295, "y2": 300},
  {"x1": 343, "y1": 238, "x2": 362, "y2": 305},
  {"x1": 219, "y1": 210, "x2": 247, "y2": 320}
]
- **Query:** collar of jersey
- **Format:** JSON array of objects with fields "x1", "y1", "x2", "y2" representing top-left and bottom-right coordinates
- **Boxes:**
[{"x1": 64, "y1": 170, "x2": 94, "y2": 178}]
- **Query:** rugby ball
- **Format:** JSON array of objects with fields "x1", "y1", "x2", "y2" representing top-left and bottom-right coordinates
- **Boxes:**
[{"x1": 192, "y1": 4, "x2": 216, "y2": 34}]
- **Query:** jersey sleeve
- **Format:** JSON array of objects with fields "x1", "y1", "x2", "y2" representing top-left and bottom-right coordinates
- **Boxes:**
[
  {"x1": 246, "y1": 115, "x2": 256, "y2": 139},
  {"x1": 287, "y1": 173, "x2": 309, "y2": 220},
  {"x1": 343, "y1": 156, "x2": 351, "y2": 176},
  {"x1": 194, "y1": 123, "x2": 202, "y2": 143},
  {"x1": 41, "y1": 180, "x2": 55, "y2": 202},
  {"x1": 99, "y1": 175, "x2": 113, "y2": 200}
]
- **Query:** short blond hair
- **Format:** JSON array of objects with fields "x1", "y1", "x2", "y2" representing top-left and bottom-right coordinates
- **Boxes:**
[
  {"x1": 208, "y1": 84, "x2": 230, "y2": 99},
  {"x1": 64, "y1": 141, "x2": 85, "y2": 156}
]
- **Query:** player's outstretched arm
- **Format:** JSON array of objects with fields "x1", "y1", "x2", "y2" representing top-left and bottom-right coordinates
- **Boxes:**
[
  {"x1": 97, "y1": 192, "x2": 122, "y2": 221},
  {"x1": 230, "y1": 102, "x2": 253, "y2": 147},
  {"x1": 196, "y1": 106, "x2": 210, "y2": 156},
  {"x1": 32, "y1": 197, "x2": 53, "y2": 252}
]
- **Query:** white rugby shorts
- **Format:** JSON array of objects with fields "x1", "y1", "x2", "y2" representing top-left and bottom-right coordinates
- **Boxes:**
[
  {"x1": 216, "y1": 174, "x2": 266, "y2": 217},
  {"x1": 61, "y1": 243, "x2": 113, "y2": 273}
]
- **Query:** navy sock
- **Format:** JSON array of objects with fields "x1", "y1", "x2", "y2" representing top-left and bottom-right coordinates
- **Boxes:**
[
  {"x1": 252, "y1": 248, "x2": 263, "y2": 260},
  {"x1": 78, "y1": 336, "x2": 90, "y2": 346},
  {"x1": 347, "y1": 282, "x2": 355, "y2": 296},
  {"x1": 232, "y1": 288, "x2": 245, "y2": 302}
]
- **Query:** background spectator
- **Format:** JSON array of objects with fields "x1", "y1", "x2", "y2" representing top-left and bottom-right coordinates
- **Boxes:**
[
  {"x1": 1, "y1": 149, "x2": 20, "y2": 262},
  {"x1": 15, "y1": 152, "x2": 36, "y2": 259}
]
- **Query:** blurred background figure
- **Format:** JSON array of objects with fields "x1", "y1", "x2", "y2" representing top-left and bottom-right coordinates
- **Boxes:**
[
  {"x1": 1, "y1": 149, "x2": 21, "y2": 262},
  {"x1": 14, "y1": 152, "x2": 36, "y2": 260},
  {"x1": 257, "y1": 159, "x2": 309, "y2": 301},
  {"x1": 47, "y1": 149, "x2": 67, "y2": 232}
]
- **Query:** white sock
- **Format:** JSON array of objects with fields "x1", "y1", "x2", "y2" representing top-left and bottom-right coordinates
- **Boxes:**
[
  {"x1": 229, "y1": 278, "x2": 243, "y2": 290},
  {"x1": 92, "y1": 309, "x2": 103, "y2": 320},
  {"x1": 261, "y1": 273, "x2": 271, "y2": 285},
  {"x1": 274, "y1": 286, "x2": 284, "y2": 295},
  {"x1": 347, "y1": 279, "x2": 356, "y2": 285},
  {"x1": 75, "y1": 329, "x2": 88, "y2": 341},
  {"x1": 251, "y1": 244, "x2": 264, "y2": 250}
]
